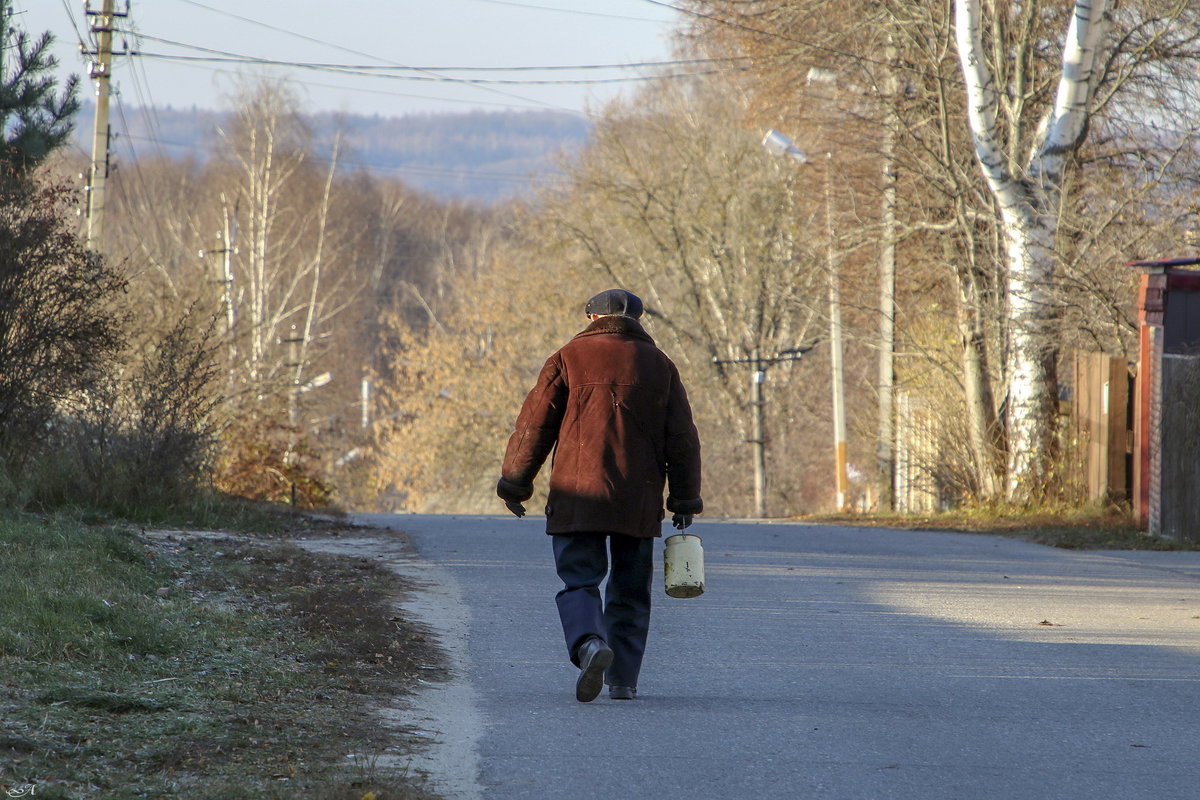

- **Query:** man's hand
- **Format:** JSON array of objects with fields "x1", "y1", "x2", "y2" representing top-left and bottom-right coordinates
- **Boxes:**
[
  {"x1": 671, "y1": 513, "x2": 693, "y2": 530},
  {"x1": 497, "y1": 477, "x2": 532, "y2": 518}
]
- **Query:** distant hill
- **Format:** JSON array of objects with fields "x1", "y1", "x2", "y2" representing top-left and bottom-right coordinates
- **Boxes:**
[{"x1": 75, "y1": 103, "x2": 591, "y2": 204}]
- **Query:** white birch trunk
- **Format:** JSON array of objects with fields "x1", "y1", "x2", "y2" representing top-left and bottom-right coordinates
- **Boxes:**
[
  {"x1": 221, "y1": 93, "x2": 307, "y2": 406},
  {"x1": 954, "y1": 0, "x2": 1109, "y2": 502}
]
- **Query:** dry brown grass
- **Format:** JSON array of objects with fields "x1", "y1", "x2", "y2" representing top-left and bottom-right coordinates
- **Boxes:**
[
  {"x1": 0, "y1": 513, "x2": 445, "y2": 800},
  {"x1": 801, "y1": 507, "x2": 1192, "y2": 551}
]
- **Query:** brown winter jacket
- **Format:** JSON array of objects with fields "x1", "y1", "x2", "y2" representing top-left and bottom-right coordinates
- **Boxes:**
[{"x1": 498, "y1": 315, "x2": 702, "y2": 538}]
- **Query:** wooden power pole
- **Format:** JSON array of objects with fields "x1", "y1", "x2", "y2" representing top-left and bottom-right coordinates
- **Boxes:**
[{"x1": 83, "y1": 0, "x2": 126, "y2": 251}]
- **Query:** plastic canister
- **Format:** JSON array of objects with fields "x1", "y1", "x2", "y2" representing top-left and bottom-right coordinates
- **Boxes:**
[{"x1": 663, "y1": 533, "x2": 705, "y2": 598}]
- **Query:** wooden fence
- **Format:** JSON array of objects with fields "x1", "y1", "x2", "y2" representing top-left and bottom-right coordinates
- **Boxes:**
[
  {"x1": 1069, "y1": 353, "x2": 1132, "y2": 504},
  {"x1": 1159, "y1": 354, "x2": 1200, "y2": 542}
]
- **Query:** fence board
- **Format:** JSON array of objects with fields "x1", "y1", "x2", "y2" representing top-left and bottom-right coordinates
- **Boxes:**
[
  {"x1": 1071, "y1": 353, "x2": 1130, "y2": 503},
  {"x1": 1160, "y1": 354, "x2": 1200, "y2": 542}
]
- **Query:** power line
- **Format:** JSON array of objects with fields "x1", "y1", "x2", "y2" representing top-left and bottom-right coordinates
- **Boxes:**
[
  {"x1": 55, "y1": 0, "x2": 89, "y2": 50},
  {"x1": 172, "y1": 0, "x2": 408, "y2": 65},
  {"x1": 127, "y1": 51, "x2": 170, "y2": 161},
  {"x1": 180, "y1": 0, "x2": 672, "y2": 27},
  {"x1": 461, "y1": 0, "x2": 671, "y2": 24},
  {"x1": 634, "y1": 0, "x2": 981, "y2": 91},
  {"x1": 133, "y1": 49, "x2": 733, "y2": 86},
  {"x1": 110, "y1": 89, "x2": 171, "y2": 265},
  {"x1": 138, "y1": 42, "x2": 747, "y2": 73},
  {"x1": 132, "y1": 56, "x2": 578, "y2": 113},
  {"x1": 120, "y1": 30, "x2": 740, "y2": 84},
  {"x1": 161, "y1": 0, "x2": 557, "y2": 110}
]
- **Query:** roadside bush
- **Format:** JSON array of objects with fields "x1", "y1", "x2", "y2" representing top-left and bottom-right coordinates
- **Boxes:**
[
  {"x1": 121, "y1": 306, "x2": 223, "y2": 493},
  {"x1": 214, "y1": 415, "x2": 333, "y2": 509},
  {"x1": 23, "y1": 306, "x2": 223, "y2": 518},
  {"x1": 0, "y1": 173, "x2": 127, "y2": 465}
]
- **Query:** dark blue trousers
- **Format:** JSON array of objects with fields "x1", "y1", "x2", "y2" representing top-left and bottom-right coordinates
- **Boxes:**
[{"x1": 552, "y1": 533, "x2": 654, "y2": 688}]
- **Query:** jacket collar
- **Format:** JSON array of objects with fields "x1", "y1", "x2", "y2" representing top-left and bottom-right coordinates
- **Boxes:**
[{"x1": 576, "y1": 315, "x2": 655, "y2": 344}]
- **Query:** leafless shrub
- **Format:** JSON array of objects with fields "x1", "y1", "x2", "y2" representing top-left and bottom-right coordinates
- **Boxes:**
[
  {"x1": 0, "y1": 173, "x2": 127, "y2": 466},
  {"x1": 26, "y1": 306, "x2": 223, "y2": 515}
]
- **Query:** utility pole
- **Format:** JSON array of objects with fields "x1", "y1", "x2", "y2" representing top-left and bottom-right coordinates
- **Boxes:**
[
  {"x1": 714, "y1": 343, "x2": 816, "y2": 518},
  {"x1": 761, "y1": 127, "x2": 846, "y2": 513},
  {"x1": 283, "y1": 325, "x2": 304, "y2": 431},
  {"x1": 878, "y1": 40, "x2": 899, "y2": 511},
  {"x1": 282, "y1": 324, "x2": 304, "y2": 505},
  {"x1": 750, "y1": 348, "x2": 766, "y2": 518},
  {"x1": 199, "y1": 196, "x2": 239, "y2": 390},
  {"x1": 361, "y1": 377, "x2": 371, "y2": 429},
  {"x1": 826, "y1": 152, "x2": 850, "y2": 513},
  {"x1": 220, "y1": 203, "x2": 237, "y2": 364},
  {"x1": 83, "y1": 0, "x2": 126, "y2": 252},
  {"x1": 1, "y1": 5, "x2": 7, "y2": 102}
]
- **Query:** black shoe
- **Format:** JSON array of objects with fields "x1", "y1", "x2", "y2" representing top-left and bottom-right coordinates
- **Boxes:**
[
  {"x1": 575, "y1": 637, "x2": 613, "y2": 703},
  {"x1": 609, "y1": 685, "x2": 637, "y2": 700}
]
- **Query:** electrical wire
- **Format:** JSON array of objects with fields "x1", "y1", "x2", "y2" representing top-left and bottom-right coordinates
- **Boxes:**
[
  {"x1": 130, "y1": 56, "x2": 577, "y2": 113},
  {"x1": 64, "y1": 0, "x2": 749, "y2": 118},
  {"x1": 55, "y1": 0, "x2": 1200, "y2": 186},
  {"x1": 132, "y1": 37, "x2": 747, "y2": 73},
  {"x1": 133, "y1": 50, "x2": 732, "y2": 85},
  {"x1": 54, "y1": 0, "x2": 89, "y2": 51},
  {"x1": 128, "y1": 52, "x2": 170, "y2": 162},
  {"x1": 163, "y1": 0, "x2": 559, "y2": 110},
  {"x1": 636, "y1": 0, "x2": 907, "y2": 73},
  {"x1": 118, "y1": 31, "x2": 737, "y2": 85},
  {"x1": 110, "y1": 89, "x2": 168, "y2": 263},
  {"x1": 459, "y1": 0, "x2": 670, "y2": 24}
]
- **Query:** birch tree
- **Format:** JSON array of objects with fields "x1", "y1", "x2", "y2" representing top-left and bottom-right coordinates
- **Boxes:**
[
  {"x1": 954, "y1": 0, "x2": 1106, "y2": 500},
  {"x1": 683, "y1": 0, "x2": 1200, "y2": 505},
  {"x1": 212, "y1": 81, "x2": 360, "y2": 410}
]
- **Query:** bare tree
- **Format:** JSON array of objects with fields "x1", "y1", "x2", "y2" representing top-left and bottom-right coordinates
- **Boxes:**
[
  {"x1": 679, "y1": 0, "x2": 1200, "y2": 505},
  {"x1": 533, "y1": 81, "x2": 832, "y2": 514},
  {"x1": 366, "y1": 213, "x2": 525, "y2": 512},
  {"x1": 214, "y1": 80, "x2": 312, "y2": 398}
]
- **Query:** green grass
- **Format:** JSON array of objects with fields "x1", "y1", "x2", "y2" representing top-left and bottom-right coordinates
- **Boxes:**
[
  {"x1": 0, "y1": 511, "x2": 441, "y2": 800},
  {"x1": 0, "y1": 515, "x2": 176, "y2": 661}
]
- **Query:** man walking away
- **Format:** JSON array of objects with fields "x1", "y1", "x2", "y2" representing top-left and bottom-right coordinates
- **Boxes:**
[{"x1": 497, "y1": 289, "x2": 703, "y2": 702}]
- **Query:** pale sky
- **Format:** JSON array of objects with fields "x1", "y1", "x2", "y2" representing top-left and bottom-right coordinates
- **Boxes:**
[{"x1": 15, "y1": 0, "x2": 685, "y2": 117}]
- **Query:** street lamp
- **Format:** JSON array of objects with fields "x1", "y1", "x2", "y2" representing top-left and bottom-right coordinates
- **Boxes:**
[
  {"x1": 805, "y1": 59, "x2": 899, "y2": 510},
  {"x1": 762, "y1": 129, "x2": 809, "y2": 163},
  {"x1": 763, "y1": 129, "x2": 851, "y2": 513}
]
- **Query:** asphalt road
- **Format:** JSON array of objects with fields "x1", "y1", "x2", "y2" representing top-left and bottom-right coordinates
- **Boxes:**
[{"x1": 353, "y1": 514, "x2": 1200, "y2": 800}]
